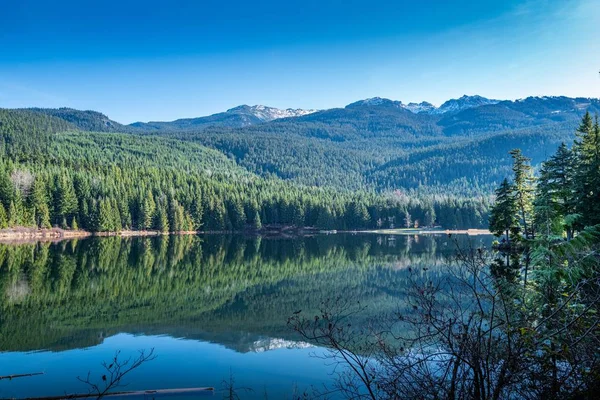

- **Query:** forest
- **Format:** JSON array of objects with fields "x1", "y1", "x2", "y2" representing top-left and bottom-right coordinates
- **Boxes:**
[{"x1": 0, "y1": 108, "x2": 490, "y2": 232}]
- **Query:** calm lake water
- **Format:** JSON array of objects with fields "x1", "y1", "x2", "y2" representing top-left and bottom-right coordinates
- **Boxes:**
[{"x1": 0, "y1": 233, "x2": 493, "y2": 399}]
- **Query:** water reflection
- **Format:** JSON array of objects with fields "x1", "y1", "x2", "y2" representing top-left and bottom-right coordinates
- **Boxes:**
[{"x1": 0, "y1": 233, "x2": 492, "y2": 398}]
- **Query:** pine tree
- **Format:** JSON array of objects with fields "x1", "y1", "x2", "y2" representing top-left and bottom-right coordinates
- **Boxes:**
[
  {"x1": 247, "y1": 201, "x2": 262, "y2": 229},
  {"x1": 98, "y1": 199, "x2": 114, "y2": 232},
  {"x1": 111, "y1": 198, "x2": 122, "y2": 232},
  {"x1": 573, "y1": 112, "x2": 600, "y2": 226},
  {"x1": 8, "y1": 200, "x2": 20, "y2": 226},
  {"x1": 510, "y1": 149, "x2": 536, "y2": 240},
  {"x1": 347, "y1": 201, "x2": 370, "y2": 229},
  {"x1": 534, "y1": 143, "x2": 577, "y2": 239},
  {"x1": 0, "y1": 168, "x2": 14, "y2": 210},
  {"x1": 56, "y1": 176, "x2": 78, "y2": 225},
  {"x1": 424, "y1": 203, "x2": 436, "y2": 227},
  {"x1": 489, "y1": 178, "x2": 517, "y2": 243},
  {"x1": 154, "y1": 198, "x2": 169, "y2": 232},
  {"x1": 140, "y1": 193, "x2": 156, "y2": 230},
  {"x1": 190, "y1": 193, "x2": 203, "y2": 230},
  {"x1": 228, "y1": 198, "x2": 246, "y2": 230},
  {"x1": 206, "y1": 199, "x2": 227, "y2": 231},
  {"x1": 0, "y1": 203, "x2": 7, "y2": 228},
  {"x1": 31, "y1": 178, "x2": 51, "y2": 228},
  {"x1": 168, "y1": 198, "x2": 185, "y2": 232}
]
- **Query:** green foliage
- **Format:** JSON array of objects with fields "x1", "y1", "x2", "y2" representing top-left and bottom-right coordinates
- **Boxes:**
[
  {"x1": 0, "y1": 203, "x2": 7, "y2": 228},
  {"x1": 489, "y1": 178, "x2": 517, "y2": 241},
  {"x1": 574, "y1": 112, "x2": 600, "y2": 226}
]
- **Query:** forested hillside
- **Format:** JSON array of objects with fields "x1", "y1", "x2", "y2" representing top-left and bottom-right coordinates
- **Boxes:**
[
  {"x1": 140, "y1": 96, "x2": 597, "y2": 193},
  {"x1": 0, "y1": 109, "x2": 488, "y2": 232},
  {"x1": 1, "y1": 95, "x2": 597, "y2": 233}
]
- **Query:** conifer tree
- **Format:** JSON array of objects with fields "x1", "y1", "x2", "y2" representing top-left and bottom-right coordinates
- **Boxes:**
[
  {"x1": 154, "y1": 199, "x2": 169, "y2": 232},
  {"x1": 98, "y1": 199, "x2": 114, "y2": 232},
  {"x1": 509, "y1": 149, "x2": 536, "y2": 240},
  {"x1": 534, "y1": 143, "x2": 577, "y2": 239},
  {"x1": 0, "y1": 168, "x2": 13, "y2": 210},
  {"x1": 0, "y1": 203, "x2": 7, "y2": 228},
  {"x1": 573, "y1": 112, "x2": 600, "y2": 226},
  {"x1": 489, "y1": 178, "x2": 517, "y2": 242},
  {"x1": 8, "y1": 200, "x2": 20, "y2": 226},
  {"x1": 56, "y1": 176, "x2": 78, "y2": 225}
]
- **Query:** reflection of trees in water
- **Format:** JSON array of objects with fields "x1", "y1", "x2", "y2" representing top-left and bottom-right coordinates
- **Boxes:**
[{"x1": 0, "y1": 234, "x2": 492, "y2": 352}]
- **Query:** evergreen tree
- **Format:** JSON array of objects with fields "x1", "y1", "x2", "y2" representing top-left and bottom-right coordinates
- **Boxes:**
[
  {"x1": 31, "y1": 178, "x2": 51, "y2": 228},
  {"x1": 227, "y1": 198, "x2": 246, "y2": 230},
  {"x1": 534, "y1": 143, "x2": 577, "y2": 239},
  {"x1": 247, "y1": 201, "x2": 262, "y2": 229},
  {"x1": 0, "y1": 203, "x2": 7, "y2": 228},
  {"x1": 573, "y1": 112, "x2": 600, "y2": 226},
  {"x1": 140, "y1": 193, "x2": 156, "y2": 230},
  {"x1": 8, "y1": 200, "x2": 20, "y2": 226},
  {"x1": 0, "y1": 168, "x2": 13, "y2": 210},
  {"x1": 168, "y1": 198, "x2": 186, "y2": 232},
  {"x1": 56, "y1": 176, "x2": 78, "y2": 225},
  {"x1": 190, "y1": 193, "x2": 203, "y2": 230},
  {"x1": 98, "y1": 199, "x2": 114, "y2": 232},
  {"x1": 509, "y1": 149, "x2": 536, "y2": 240},
  {"x1": 154, "y1": 199, "x2": 169, "y2": 232},
  {"x1": 424, "y1": 203, "x2": 436, "y2": 227},
  {"x1": 489, "y1": 178, "x2": 517, "y2": 242}
]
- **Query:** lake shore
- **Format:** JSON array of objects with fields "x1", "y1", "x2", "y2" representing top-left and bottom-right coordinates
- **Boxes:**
[
  {"x1": 359, "y1": 228, "x2": 492, "y2": 235},
  {"x1": 0, "y1": 226, "x2": 491, "y2": 244},
  {"x1": 0, "y1": 227, "x2": 200, "y2": 244}
]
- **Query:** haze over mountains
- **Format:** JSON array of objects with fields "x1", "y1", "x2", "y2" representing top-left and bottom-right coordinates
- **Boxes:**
[{"x1": 9, "y1": 94, "x2": 600, "y2": 195}]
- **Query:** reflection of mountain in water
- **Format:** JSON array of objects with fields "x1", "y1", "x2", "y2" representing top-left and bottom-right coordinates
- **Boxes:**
[{"x1": 0, "y1": 234, "x2": 493, "y2": 353}]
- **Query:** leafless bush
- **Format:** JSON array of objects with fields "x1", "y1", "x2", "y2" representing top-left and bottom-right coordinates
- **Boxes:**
[
  {"x1": 77, "y1": 348, "x2": 156, "y2": 399},
  {"x1": 10, "y1": 169, "x2": 34, "y2": 197},
  {"x1": 289, "y1": 242, "x2": 600, "y2": 400}
]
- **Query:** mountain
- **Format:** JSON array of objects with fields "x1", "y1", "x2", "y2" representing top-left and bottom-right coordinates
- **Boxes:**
[
  {"x1": 346, "y1": 97, "x2": 435, "y2": 113},
  {"x1": 432, "y1": 95, "x2": 500, "y2": 114},
  {"x1": 403, "y1": 101, "x2": 437, "y2": 113},
  {"x1": 129, "y1": 104, "x2": 317, "y2": 131},
  {"x1": 5, "y1": 95, "x2": 599, "y2": 198},
  {"x1": 228, "y1": 105, "x2": 318, "y2": 121},
  {"x1": 135, "y1": 95, "x2": 598, "y2": 194}
]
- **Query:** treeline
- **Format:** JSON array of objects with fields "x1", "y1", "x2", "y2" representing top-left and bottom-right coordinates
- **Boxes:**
[
  {"x1": 490, "y1": 111, "x2": 600, "y2": 242},
  {"x1": 0, "y1": 109, "x2": 490, "y2": 232}
]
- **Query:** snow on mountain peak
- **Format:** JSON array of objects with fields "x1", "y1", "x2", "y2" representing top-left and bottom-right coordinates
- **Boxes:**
[
  {"x1": 347, "y1": 98, "x2": 436, "y2": 114},
  {"x1": 227, "y1": 105, "x2": 318, "y2": 122},
  {"x1": 432, "y1": 95, "x2": 499, "y2": 114}
]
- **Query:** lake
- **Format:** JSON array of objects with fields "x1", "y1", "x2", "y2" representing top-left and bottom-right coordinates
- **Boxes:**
[{"x1": 0, "y1": 233, "x2": 493, "y2": 399}]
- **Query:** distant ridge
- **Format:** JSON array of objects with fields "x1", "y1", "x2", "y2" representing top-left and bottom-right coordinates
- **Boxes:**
[
  {"x1": 16, "y1": 95, "x2": 600, "y2": 134},
  {"x1": 130, "y1": 104, "x2": 317, "y2": 131}
]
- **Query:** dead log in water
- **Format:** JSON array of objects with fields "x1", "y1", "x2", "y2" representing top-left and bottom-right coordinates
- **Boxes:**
[
  {"x1": 4, "y1": 387, "x2": 215, "y2": 400},
  {"x1": 0, "y1": 372, "x2": 45, "y2": 381}
]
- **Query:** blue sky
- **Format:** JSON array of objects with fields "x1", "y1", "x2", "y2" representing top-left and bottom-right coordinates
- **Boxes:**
[{"x1": 1, "y1": 0, "x2": 599, "y2": 123}]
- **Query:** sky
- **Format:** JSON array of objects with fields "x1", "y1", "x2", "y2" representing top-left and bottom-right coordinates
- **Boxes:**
[{"x1": 1, "y1": 0, "x2": 599, "y2": 123}]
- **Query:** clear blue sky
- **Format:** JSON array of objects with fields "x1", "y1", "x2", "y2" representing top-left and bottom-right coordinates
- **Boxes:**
[{"x1": 1, "y1": 0, "x2": 599, "y2": 123}]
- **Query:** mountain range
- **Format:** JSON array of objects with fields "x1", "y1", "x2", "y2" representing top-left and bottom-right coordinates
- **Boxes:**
[
  {"x1": 10, "y1": 94, "x2": 600, "y2": 195},
  {"x1": 26, "y1": 94, "x2": 597, "y2": 134}
]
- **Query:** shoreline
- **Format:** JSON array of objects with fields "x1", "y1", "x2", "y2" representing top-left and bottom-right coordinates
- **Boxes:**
[
  {"x1": 0, "y1": 226, "x2": 492, "y2": 244},
  {"x1": 0, "y1": 228, "x2": 196, "y2": 244},
  {"x1": 358, "y1": 228, "x2": 492, "y2": 235}
]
